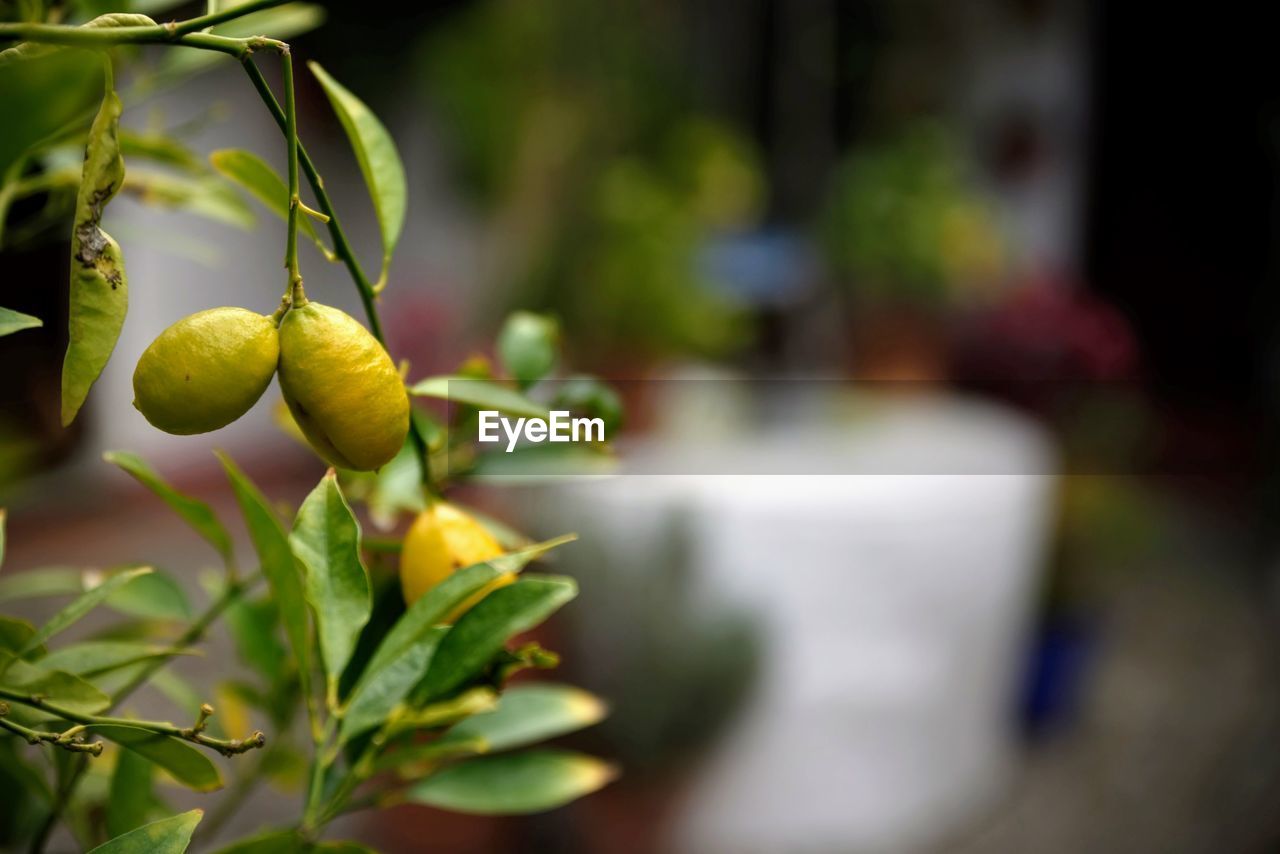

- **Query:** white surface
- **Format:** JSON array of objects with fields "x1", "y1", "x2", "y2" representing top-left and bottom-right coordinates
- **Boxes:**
[{"x1": 554, "y1": 393, "x2": 1057, "y2": 853}]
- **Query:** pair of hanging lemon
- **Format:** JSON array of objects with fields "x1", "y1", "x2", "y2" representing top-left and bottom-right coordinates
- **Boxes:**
[
  {"x1": 132, "y1": 299, "x2": 507, "y2": 613},
  {"x1": 132, "y1": 299, "x2": 407, "y2": 471}
]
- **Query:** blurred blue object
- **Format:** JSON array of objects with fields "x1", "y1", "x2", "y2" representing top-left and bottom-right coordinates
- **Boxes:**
[
  {"x1": 699, "y1": 229, "x2": 817, "y2": 307},
  {"x1": 1020, "y1": 611, "x2": 1098, "y2": 736}
]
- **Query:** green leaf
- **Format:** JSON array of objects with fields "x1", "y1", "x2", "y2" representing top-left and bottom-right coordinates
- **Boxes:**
[
  {"x1": 103, "y1": 569, "x2": 192, "y2": 622},
  {"x1": 0, "y1": 566, "x2": 188, "y2": 624},
  {"x1": 61, "y1": 74, "x2": 127, "y2": 427},
  {"x1": 339, "y1": 625, "x2": 445, "y2": 742},
  {"x1": 122, "y1": 169, "x2": 256, "y2": 229},
  {"x1": 223, "y1": 595, "x2": 286, "y2": 687},
  {"x1": 22, "y1": 567, "x2": 153, "y2": 654},
  {"x1": 497, "y1": 312, "x2": 559, "y2": 389},
  {"x1": 290, "y1": 471, "x2": 370, "y2": 702},
  {"x1": 209, "y1": 149, "x2": 332, "y2": 259},
  {"x1": 0, "y1": 653, "x2": 111, "y2": 716},
  {"x1": 418, "y1": 576, "x2": 577, "y2": 702},
  {"x1": 0, "y1": 616, "x2": 40, "y2": 656},
  {"x1": 307, "y1": 61, "x2": 406, "y2": 289},
  {"x1": 337, "y1": 436, "x2": 426, "y2": 530},
  {"x1": 40, "y1": 642, "x2": 192, "y2": 678},
  {"x1": 0, "y1": 307, "x2": 41, "y2": 337},
  {"x1": 107, "y1": 747, "x2": 155, "y2": 838},
  {"x1": 90, "y1": 726, "x2": 221, "y2": 792},
  {"x1": 0, "y1": 508, "x2": 5, "y2": 568},
  {"x1": 436, "y1": 683, "x2": 606, "y2": 754},
  {"x1": 340, "y1": 537, "x2": 573, "y2": 741},
  {"x1": 119, "y1": 130, "x2": 202, "y2": 172},
  {"x1": 105, "y1": 451, "x2": 233, "y2": 566},
  {"x1": 0, "y1": 566, "x2": 83, "y2": 602},
  {"x1": 217, "y1": 453, "x2": 311, "y2": 699},
  {"x1": 551, "y1": 374, "x2": 624, "y2": 437},
  {"x1": 88, "y1": 808, "x2": 202, "y2": 854},
  {"x1": 408, "y1": 376, "x2": 549, "y2": 419},
  {"x1": 407, "y1": 750, "x2": 614, "y2": 815},
  {"x1": 207, "y1": 828, "x2": 303, "y2": 854}
]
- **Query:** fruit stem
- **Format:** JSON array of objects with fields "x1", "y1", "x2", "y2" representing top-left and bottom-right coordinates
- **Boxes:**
[
  {"x1": 282, "y1": 47, "x2": 302, "y2": 302},
  {"x1": 240, "y1": 57, "x2": 438, "y2": 497}
]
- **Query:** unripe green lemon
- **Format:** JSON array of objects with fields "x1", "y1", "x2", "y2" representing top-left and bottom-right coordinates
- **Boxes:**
[
  {"x1": 277, "y1": 301, "x2": 409, "y2": 471},
  {"x1": 132, "y1": 307, "x2": 279, "y2": 435},
  {"x1": 401, "y1": 502, "x2": 511, "y2": 618}
]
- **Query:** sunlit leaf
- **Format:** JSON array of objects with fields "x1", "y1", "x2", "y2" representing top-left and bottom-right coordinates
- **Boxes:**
[
  {"x1": 406, "y1": 750, "x2": 614, "y2": 815},
  {"x1": 0, "y1": 307, "x2": 41, "y2": 337},
  {"x1": 308, "y1": 61, "x2": 406, "y2": 289},
  {"x1": 290, "y1": 471, "x2": 370, "y2": 703},
  {"x1": 88, "y1": 808, "x2": 202, "y2": 853},
  {"x1": 408, "y1": 376, "x2": 548, "y2": 419},
  {"x1": 209, "y1": 149, "x2": 332, "y2": 258},
  {"x1": 105, "y1": 451, "x2": 233, "y2": 566},
  {"x1": 217, "y1": 453, "x2": 310, "y2": 700},
  {"x1": 61, "y1": 72, "x2": 127, "y2": 427},
  {"x1": 436, "y1": 683, "x2": 606, "y2": 754},
  {"x1": 418, "y1": 575, "x2": 577, "y2": 702},
  {"x1": 90, "y1": 726, "x2": 221, "y2": 792}
]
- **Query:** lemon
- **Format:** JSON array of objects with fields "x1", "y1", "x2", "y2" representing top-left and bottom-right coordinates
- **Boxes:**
[
  {"x1": 401, "y1": 503, "x2": 511, "y2": 618},
  {"x1": 277, "y1": 301, "x2": 409, "y2": 471},
  {"x1": 132, "y1": 307, "x2": 279, "y2": 435}
]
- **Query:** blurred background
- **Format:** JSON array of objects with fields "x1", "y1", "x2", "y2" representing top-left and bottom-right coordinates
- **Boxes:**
[{"x1": 4, "y1": 0, "x2": 1280, "y2": 851}]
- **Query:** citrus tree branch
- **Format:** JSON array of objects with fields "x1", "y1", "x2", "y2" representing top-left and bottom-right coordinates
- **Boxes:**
[
  {"x1": 0, "y1": 0, "x2": 292, "y2": 55},
  {"x1": 0, "y1": 691, "x2": 266, "y2": 757}
]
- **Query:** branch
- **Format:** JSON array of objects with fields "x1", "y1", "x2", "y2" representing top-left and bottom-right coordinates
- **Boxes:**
[
  {"x1": 0, "y1": 689, "x2": 265, "y2": 757},
  {"x1": 0, "y1": 22, "x2": 283, "y2": 58},
  {"x1": 0, "y1": 705, "x2": 102, "y2": 755}
]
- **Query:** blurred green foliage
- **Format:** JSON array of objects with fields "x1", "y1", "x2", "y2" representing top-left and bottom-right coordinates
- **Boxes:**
[
  {"x1": 420, "y1": 0, "x2": 764, "y2": 365},
  {"x1": 820, "y1": 122, "x2": 1005, "y2": 305}
]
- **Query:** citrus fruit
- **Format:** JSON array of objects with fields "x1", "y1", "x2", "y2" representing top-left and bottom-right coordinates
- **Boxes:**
[
  {"x1": 277, "y1": 301, "x2": 409, "y2": 471},
  {"x1": 401, "y1": 503, "x2": 511, "y2": 617},
  {"x1": 132, "y1": 307, "x2": 279, "y2": 435}
]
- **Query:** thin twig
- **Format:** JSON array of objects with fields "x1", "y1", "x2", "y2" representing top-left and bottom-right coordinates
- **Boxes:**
[{"x1": 0, "y1": 688, "x2": 266, "y2": 757}]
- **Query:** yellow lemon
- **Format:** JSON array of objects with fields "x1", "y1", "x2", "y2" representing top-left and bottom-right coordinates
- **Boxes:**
[
  {"x1": 401, "y1": 503, "x2": 512, "y2": 618},
  {"x1": 132, "y1": 307, "x2": 279, "y2": 435},
  {"x1": 277, "y1": 302, "x2": 409, "y2": 471}
]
